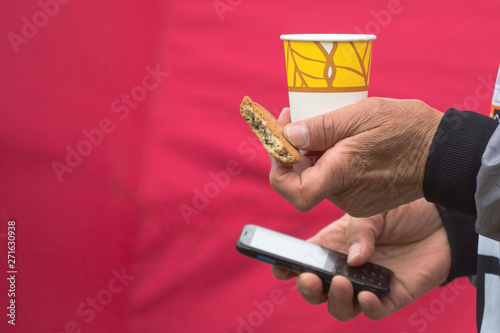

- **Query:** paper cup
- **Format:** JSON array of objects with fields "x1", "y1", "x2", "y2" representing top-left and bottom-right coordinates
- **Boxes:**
[{"x1": 281, "y1": 34, "x2": 376, "y2": 122}]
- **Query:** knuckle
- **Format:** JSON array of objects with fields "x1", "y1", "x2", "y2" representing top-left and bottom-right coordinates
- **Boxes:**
[
  {"x1": 362, "y1": 96, "x2": 384, "y2": 110},
  {"x1": 293, "y1": 199, "x2": 313, "y2": 212},
  {"x1": 292, "y1": 188, "x2": 316, "y2": 212},
  {"x1": 360, "y1": 97, "x2": 393, "y2": 120},
  {"x1": 269, "y1": 180, "x2": 315, "y2": 212},
  {"x1": 268, "y1": 174, "x2": 279, "y2": 189},
  {"x1": 318, "y1": 114, "x2": 335, "y2": 148},
  {"x1": 409, "y1": 98, "x2": 427, "y2": 109}
]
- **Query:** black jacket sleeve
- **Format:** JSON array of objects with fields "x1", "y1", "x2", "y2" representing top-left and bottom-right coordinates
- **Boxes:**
[
  {"x1": 423, "y1": 109, "x2": 498, "y2": 216},
  {"x1": 438, "y1": 204, "x2": 478, "y2": 283}
]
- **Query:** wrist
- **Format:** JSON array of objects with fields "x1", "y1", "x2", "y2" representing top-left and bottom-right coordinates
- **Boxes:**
[{"x1": 416, "y1": 105, "x2": 444, "y2": 199}]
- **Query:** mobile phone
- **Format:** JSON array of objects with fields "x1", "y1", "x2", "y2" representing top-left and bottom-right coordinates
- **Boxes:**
[{"x1": 236, "y1": 224, "x2": 394, "y2": 298}]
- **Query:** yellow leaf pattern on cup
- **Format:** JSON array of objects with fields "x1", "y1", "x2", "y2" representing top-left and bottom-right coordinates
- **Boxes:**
[{"x1": 284, "y1": 40, "x2": 373, "y2": 92}]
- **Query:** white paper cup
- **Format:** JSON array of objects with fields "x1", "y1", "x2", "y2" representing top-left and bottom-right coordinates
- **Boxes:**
[{"x1": 281, "y1": 34, "x2": 376, "y2": 122}]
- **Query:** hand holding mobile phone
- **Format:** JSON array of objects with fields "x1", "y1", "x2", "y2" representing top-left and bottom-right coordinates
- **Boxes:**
[{"x1": 236, "y1": 224, "x2": 394, "y2": 298}]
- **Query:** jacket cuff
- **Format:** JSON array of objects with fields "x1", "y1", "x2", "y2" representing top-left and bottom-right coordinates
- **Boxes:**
[
  {"x1": 423, "y1": 109, "x2": 498, "y2": 216},
  {"x1": 437, "y1": 204, "x2": 478, "y2": 284}
]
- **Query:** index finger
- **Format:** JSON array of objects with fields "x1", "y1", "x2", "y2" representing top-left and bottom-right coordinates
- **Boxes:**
[
  {"x1": 277, "y1": 107, "x2": 292, "y2": 126},
  {"x1": 271, "y1": 265, "x2": 297, "y2": 280},
  {"x1": 269, "y1": 155, "x2": 332, "y2": 212},
  {"x1": 269, "y1": 107, "x2": 336, "y2": 211}
]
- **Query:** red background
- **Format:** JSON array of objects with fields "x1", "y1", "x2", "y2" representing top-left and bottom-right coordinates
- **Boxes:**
[{"x1": 1, "y1": 0, "x2": 499, "y2": 332}]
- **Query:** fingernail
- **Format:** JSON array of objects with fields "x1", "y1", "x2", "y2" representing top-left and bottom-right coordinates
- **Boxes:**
[
  {"x1": 347, "y1": 243, "x2": 362, "y2": 264},
  {"x1": 297, "y1": 278, "x2": 312, "y2": 295},
  {"x1": 286, "y1": 123, "x2": 308, "y2": 149},
  {"x1": 359, "y1": 298, "x2": 370, "y2": 309},
  {"x1": 277, "y1": 108, "x2": 288, "y2": 122}
]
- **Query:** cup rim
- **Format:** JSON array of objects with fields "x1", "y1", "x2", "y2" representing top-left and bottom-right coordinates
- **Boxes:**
[{"x1": 280, "y1": 34, "x2": 377, "y2": 41}]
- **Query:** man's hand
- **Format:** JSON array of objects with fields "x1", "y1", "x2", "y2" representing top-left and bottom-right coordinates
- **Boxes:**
[
  {"x1": 269, "y1": 97, "x2": 443, "y2": 217},
  {"x1": 272, "y1": 199, "x2": 451, "y2": 320}
]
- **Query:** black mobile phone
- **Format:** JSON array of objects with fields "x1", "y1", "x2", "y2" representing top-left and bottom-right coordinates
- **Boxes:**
[{"x1": 236, "y1": 224, "x2": 394, "y2": 298}]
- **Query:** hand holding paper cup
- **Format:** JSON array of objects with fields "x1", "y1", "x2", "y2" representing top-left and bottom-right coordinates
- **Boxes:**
[{"x1": 281, "y1": 34, "x2": 376, "y2": 122}]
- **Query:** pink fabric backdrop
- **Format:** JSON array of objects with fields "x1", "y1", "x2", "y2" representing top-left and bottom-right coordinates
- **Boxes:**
[{"x1": 1, "y1": 0, "x2": 499, "y2": 332}]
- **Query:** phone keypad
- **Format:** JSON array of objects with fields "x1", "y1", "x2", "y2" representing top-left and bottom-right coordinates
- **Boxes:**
[{"x1": 334, "y1": 258, "x2": 390, "y2": 287}]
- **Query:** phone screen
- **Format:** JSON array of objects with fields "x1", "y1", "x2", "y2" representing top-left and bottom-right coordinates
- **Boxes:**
[
  {"x1": 238, "y1": 224, "x2": 394, "y2": 298},
  {"x1": 250, "y1": 227, "x2": 331, "y2": 270}
]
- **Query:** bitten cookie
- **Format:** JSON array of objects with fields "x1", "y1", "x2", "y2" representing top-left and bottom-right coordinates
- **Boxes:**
[{"x1": 240, "y1": 96, "x2": 301, "y2": 166}]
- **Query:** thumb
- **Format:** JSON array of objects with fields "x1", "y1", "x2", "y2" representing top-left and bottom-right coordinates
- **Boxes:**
[
  {"x1": 282, "y1": 98, "x2": 380, "y2": 151},
  {"x1": 344, "y1": 214, "x2": 385, "y2": 266}
]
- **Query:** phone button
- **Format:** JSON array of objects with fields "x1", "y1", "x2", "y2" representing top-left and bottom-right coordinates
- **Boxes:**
[{"x1": 257, "y1": 255, "x2": 276, "y2": 265}]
